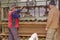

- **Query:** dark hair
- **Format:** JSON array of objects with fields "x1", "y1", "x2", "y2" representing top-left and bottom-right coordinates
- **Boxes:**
[{"x1": 49, "y1": 0, "x2": 56, "y2": 6}]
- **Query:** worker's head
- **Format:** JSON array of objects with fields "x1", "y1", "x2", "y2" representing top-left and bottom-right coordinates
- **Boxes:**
[{"x1": 49, "y1": 0, "x2": 56, "y2": 9}]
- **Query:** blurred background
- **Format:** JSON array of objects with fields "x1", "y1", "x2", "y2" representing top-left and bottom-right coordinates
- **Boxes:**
[{"x1": 0, "y1": 0, "x2": 60, "y2": 40}]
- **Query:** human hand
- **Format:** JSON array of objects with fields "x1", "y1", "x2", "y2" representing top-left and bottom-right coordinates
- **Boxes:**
[
  {"x1": 45, "y1": 27, "x2": 48, "y2": 31},
  {"x1": 20, "y1": 6, "x2": 24, "y2": 9}
]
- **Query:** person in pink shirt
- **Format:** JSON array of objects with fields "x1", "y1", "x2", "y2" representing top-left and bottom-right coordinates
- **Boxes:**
[{"x1": 8, "y1": 4, "x2": 24, "y2": 40}]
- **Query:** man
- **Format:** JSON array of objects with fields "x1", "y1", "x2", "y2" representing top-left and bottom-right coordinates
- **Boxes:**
[
  {"x1": 45, "y1": 0, "x2": 59, "y2": 40},
  {"x1": 8, "y1": 4, "x2": 24, "y2": 40}
]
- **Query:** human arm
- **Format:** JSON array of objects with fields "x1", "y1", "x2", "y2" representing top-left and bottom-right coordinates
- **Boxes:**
[
  {"x1": 45, "y1": 10, "x2": 54, "y2": 30},
  {"x1": 20, "y1": 6, "x2": 24, "y2": 10}
]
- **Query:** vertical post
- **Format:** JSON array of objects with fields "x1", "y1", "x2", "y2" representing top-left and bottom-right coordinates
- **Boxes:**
[
  {"x1": 46, "y1": 0, "x2": 48, "y2": 15},
  {"x1": 0, "y1": 1, "x2": 1, "y2": 25},
  {"x1": 59, "y1": 0, "x2": 60, "y2": 11},
  {"x1": 59, "y1": 0, "x2": 60, "y2": 40},
  {"x1": 0, "y1": 1, "x2": 1, "y2": 23},
  {"x1": 0, "y1": 0, "x2": 2, "y2": 33}
]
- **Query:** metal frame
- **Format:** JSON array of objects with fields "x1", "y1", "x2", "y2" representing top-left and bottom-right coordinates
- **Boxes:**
[{"x1": 1, "y1": 0, "x2": 49, "y2": 21}]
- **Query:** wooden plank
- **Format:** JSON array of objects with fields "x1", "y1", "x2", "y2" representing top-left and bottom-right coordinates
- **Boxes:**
[
  {"x1": 0, "y1": 1, "x2": 1, "y2": 24},
  {"x1": 0, "y1": 33, "x2": 46, "y2": 37},
  {"x1": 2, "y1": 22, "x2": 46, "y2": 36},
  {"x1": 2, "y1": 22, "x2": 46, "y2": 24},
  {"x1": 1, "y1": 22, "x2": 46, "y2": 38}
]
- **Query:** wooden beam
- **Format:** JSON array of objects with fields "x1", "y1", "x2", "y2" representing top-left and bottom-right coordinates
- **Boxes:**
[
  {"x1": 1, "y1": 22, "x2": 46, "y2": 25},
  {"x1": 0, "y1": 1, "x2": 1, "y2": 22},
  {"x1": 0, "y1": 0, "x2": 1, "y2": 33},
  {"x1": 59, "y1": 0, "x2": 60, "y2": 10},
  {"x1": 57, "y1": 0, "x2": 60, "y2": 40},
  {"x1": 0, "y1": 1, "x2": 1, "y2": 23}
]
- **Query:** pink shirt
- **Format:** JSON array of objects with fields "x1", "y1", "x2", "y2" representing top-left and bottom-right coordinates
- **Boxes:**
[
  {"x1": 8, "y1": 11, "x2": 12, "y2": 28},
  {"x1": 8, "y1": 10, "x2": 19, "y2": 28}
]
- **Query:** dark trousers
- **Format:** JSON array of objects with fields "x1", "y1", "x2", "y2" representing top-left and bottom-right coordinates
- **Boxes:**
[
  {"x1": 8, "y1": 18, "x2": 19, "y2": 40},
  {"x1": 8, "y1": 27, "x2": 19, "y2": 40}
]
